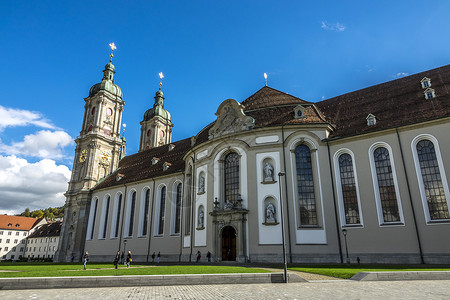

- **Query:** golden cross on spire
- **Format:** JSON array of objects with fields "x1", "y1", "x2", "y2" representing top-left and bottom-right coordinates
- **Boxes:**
[
  {"x1": 109, "y1": 43, "x2": 117, "y2": 62},
  {"x1": 264, "y1": 73, "x2": 268, "y2": 86},
  {"x1": 159, "y1": 72, "x2": 164, "y2": 89}
]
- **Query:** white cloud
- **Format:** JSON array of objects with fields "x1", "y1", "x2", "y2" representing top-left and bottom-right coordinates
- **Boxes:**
[
  {"x1": 0, "y1": 130, "x2": 73, "y2": 159},
  {"x1": 0, "y1": 155, "x2": 71, "y2": 214},
  {"x1": 396, "y1": 72, "x2": 409, "y2": 77},
  {"x1": 321, "y1": 21, "x2": 346, "y2": 32},
  {"x1": 0, "y1": 105, "x2": 55, "y2": 131}
]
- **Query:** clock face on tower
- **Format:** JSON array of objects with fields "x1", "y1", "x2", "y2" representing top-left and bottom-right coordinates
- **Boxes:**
[
  {"x1": 79, "y1": 150, "x2": 88, "y2": 162},
  {"x1": 100, "y1": 150, "x2": 111, "y2": 164}
]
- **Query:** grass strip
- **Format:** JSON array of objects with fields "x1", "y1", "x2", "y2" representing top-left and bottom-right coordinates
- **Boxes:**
[{"x1": 0, "y1": 263, "x2": 269, "y2": 278}]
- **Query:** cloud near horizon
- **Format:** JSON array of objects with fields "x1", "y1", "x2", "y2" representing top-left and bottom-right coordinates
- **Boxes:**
[
  {"x1": 0, "y1": 105, "x2": 55, "y2": 132},
  {"x1": 321, "y1": 21, "x2": 346, "y2": 32},
  {"x1": 0, "y1": 130, "x2": 74, "y2": 159},
  {"x1": 0, "y1": 155, "x2": 71, "y2": 214}
]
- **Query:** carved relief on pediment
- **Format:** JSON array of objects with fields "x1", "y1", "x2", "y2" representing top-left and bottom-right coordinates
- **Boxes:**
[{"x1": 208, "y1": 99, "x2": 255, "y2": 139}]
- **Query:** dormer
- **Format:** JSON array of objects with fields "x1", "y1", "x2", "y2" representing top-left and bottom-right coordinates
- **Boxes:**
[
  {"x1": 421, "y1": 77, "x2": 431, "y2": 89},
  {"x1": 294, "y1": 105, "x2": 306, "y2": 119},
  {"x1": 424, "y1": 88, "x2": 436, "y2": 99},
  {"x1": 168, "y1": 144, "x2": 175, "y2": 151},
  {"x1": 115, "y1": 173, "x2": 124, "y2": 182},
  {"x1": 152, "y1": 157, "x2": 160, "y2": 165},
  {"x1": 366, "y1": 114, "x2": 376, "y2": 126},
  {"x1": 163, "y1": 162, "x2": 172, "y2": 171}
]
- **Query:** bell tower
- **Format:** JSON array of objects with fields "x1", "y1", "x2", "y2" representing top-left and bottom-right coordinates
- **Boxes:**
[
  {"x1": 55, "y1": 44, "x2": 125, "y2": 262},
  {"x1": 139, "y1": 74, "x2": 173, "y2": 151}
]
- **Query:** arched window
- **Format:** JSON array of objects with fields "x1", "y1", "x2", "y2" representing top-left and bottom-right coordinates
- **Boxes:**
[
  {"x1": 295, "y1": 145, "x2": 317, "y2": 226},
  {"x1": 128, "y1": 191, "x2": 136, "y2": 237},
  {"x1": 158, "y1": 186, "x2": 166, "y2": 235},
  {"x1": 100, "y1": 195, "x2": 110, "y2": 239},
  {"x1": 175, "y1": 183, "x2": 182, "y2": 234},
  {"x1": 88, "y1": 198, "x2": 98, "y2": 240},
  {"x1": 142, "y1": 189, "x2": 150, "y2": 236},
  {"x1": 373, "y1": 147, "x2": 400, "y2": 223},
  {"x1": 338, "y1": 153, "x2": 360, "y2": 225},
  {"x1": 224, "y1": 152, "x2": 240, "y2": 204},
  {"x1": 185, "y1": 166, "x2": 192, "y2": 235},
  {"x1": 112, "y1": 193, "x2": 122, "y2": 238},
  {"x1": 416, "y1": 140, "x2": 449, "y2": 220}
]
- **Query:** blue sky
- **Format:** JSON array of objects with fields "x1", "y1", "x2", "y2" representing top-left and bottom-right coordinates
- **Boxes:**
[{"x1": 1, "y1": 1, "x2": 450, "y2": 213}]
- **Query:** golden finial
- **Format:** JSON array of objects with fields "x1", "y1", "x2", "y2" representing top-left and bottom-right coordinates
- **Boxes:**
[
  {"x1": 159, "y1": 72, "x2": 164, "y2": 89},
  {"x1": 109, "y1": 43, "x2": 117, "y2": 62},
  {"x1": 264, "y1": 73, "x2": 268, "y2": 86}
]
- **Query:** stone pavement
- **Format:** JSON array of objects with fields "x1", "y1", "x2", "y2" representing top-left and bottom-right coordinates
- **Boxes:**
[{"x1": 1, "y1": 280, "x2": 449, "y2": 299}]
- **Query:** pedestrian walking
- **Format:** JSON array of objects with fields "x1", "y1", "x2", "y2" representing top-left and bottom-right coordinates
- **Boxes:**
[
  {"x1": 126, "y1": 250, "x2": 132, "y2": 268},
  {"x1": 120, "y1": 251, "x2": 125, "y2": 265},
  {"x1": 114, "y1": 251, "x2": 120, "y2": 269},
  {"x1": 83, "y1": 251, "x2": 89, "y2": 270},
  {"x1": 207, "y1": 251, "x2": 211, "y2": 262},
  {"x1": 151, "y1": 252, "x2": 156, "y2": 263},
  {"x1": 71, "y1": 255, "x2": 75, "y2": 263},
  {"x1": 196, "y1": 251, "x2": 201, "y2": 262},
  {"x1": 157, "y1": 251, "x2": 160, "y2": 264}
]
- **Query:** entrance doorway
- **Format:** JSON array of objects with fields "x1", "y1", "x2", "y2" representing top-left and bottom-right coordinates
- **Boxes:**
[{"x1": 221, "y1": 226, "x2": 236, "y2": 261}]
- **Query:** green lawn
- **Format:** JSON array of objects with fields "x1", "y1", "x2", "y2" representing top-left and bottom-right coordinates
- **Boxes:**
[
  {"x1": 0, "y1": 263, "x2": 269, "y2": 278},
  {"x1": 289, "y1": 265, "x2": 450, "y2": 279}
]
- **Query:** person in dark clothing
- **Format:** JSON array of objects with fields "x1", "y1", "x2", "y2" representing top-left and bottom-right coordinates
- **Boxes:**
[
  {"x1": 114, "y1": 251, "x2": 121, "y2": 269},
  {"x1": 126, "y1": 251, "x2": 132, "y2": 268},
  {"x1": 157, "y1": 251, "x2": 161, "y2": 264},
  {"x1": 207, "y1": 251, "x2": 211, "y2": 262},
  {"x1": 196, "y1": 251, "x2": 201, "y2": 262},
  {"x1": 83, "y1": 251, "x2": 89, "y2": 270},
  {"x1": 151, "y1": 252, "x2": 156, "y2": 263}
]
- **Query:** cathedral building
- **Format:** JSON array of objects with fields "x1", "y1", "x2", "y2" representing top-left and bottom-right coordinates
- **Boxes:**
[{"x1": 56, "y1": 58, "x2": 450, "y2": 264}]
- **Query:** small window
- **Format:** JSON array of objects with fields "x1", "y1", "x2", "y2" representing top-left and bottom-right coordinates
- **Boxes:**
[
  {"x1": 424, "y1": 88, "x2": 435, "y2": 99},
  {"x1": 15, "y1": 232, "x2": 19, "y2": 235},
  {"x1": 366, "y1": 114, "x2": 376, "y2": 126},
  {"x1": 294, "y1": 105, "x2": 306, "y2": 119},
  {"x1": 421, "y1": 77, "x2": 431, "y2": 89},
  {"x1": 8, "y1": 223, "x2": 12, "y2": 227}
]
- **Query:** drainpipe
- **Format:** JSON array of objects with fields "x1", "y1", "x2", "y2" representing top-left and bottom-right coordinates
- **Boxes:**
[
  {"x1": 189, "y1": 152, "x2": 196, "y2": 262},
  {"x1": 326, "y1": 141, "x2": 344, "y2": 263},
  {"x1": 280, "y1": 125, "x2": 293, "y2": 263},
  {"x1": 146, "y1": 178, "x2": 156, "y2": 262},
  {"x1": 395, "y1": 128, "x2": 424, "y2": 264},
  {"x1": 118, "y1": 184, "x2": 128, "y2": 254},
  {"x1": 179, "y1": 172, "x2": 186, "y2": 262}
]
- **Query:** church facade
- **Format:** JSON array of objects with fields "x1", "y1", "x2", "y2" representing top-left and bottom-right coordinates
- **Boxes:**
[{"x1": 56, "y1": 60, "x2": 450, "y2": 264}]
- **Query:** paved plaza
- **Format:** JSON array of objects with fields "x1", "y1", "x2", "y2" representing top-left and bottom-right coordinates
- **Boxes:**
[{"x1": 1, "y1": 280, "x2": 449, "y2": 300}]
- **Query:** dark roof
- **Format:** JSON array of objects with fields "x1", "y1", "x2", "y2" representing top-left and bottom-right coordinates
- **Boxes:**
[
  {"x1": 28, "y1": 222, "x2": 61, "y2": 238},
  {"x1": 316, "y1": 64, "x2": 450, "y2": 139},
  {"x1": 94, "y1": 137, "x2": 192, "y2": 190},
  {"x1": 241, "y1": 86, "x2": 308, "y2": 110}
]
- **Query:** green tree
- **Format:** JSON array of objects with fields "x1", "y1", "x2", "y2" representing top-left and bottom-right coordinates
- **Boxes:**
[
  {"x1": 21, "y1": 208, "x2": 31, "y2": 217},
  {"x1": 31, "y1": 210, "x2": 44, "y2": 218}
]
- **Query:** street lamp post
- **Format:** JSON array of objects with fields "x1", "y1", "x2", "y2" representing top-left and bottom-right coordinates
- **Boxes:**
[
  {"x1": 124, "y1": 240, "x2": 127, "y2": 256},
  {"x1": 278, "y1": 171, "x2": 288, "y2": 283},
  {"x1": 342, "y1": 229, "x2": 350, "y2": 264}
]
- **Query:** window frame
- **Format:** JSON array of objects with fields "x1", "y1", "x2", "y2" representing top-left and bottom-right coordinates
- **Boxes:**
[
  {"x1": 368, "y1": 142, "x2": 404, "y2": 226},
  {"x1": 411, "y1": 134, "x2": 450, "y2": 223},
  {"x1": 110, "y1": 192, "x2": 123, "y2": 239},
  {"x1": 333, "y1": 149, "x2": 364, "y2": 228}
]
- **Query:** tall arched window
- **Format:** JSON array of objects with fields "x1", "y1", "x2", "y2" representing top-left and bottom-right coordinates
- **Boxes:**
[
  {"x1": 416, "y1": 140, "x2": 449, "y2": 220},
  {"x1": 142, "y1": 189, "x2": 150, "y2": 236},
  {"x1": 158, "y1": 186, "x2": 166, "y2": 235},
  {"x1": 224, "y1": 152, "x2": 240, "y2": 204},
  {"x1": 373, "y1": 147, "x2": 400, "y2": 222},
  {"x1": 175, "y1": 183, "x2": 182, "y2": 234},
  {"x1": 100, "y1": 196, "x2": 110, "y2": 239},
  {"x1": 295, "y1": 145, "x2": 317, "y2": 226},
  {"x1": 113, "y1": 194, "x2": 122, "y2": 238},
  {"x1": 338, "y1": 153, "x2": 360, "y2": 225},
  {"x1": 128, "y1": 191, "x2": 136, "y2": 237},
  {"x1": 88, "y1": 198, "x2": 98, "y2": 240},
  {"x1": 185, "y1": 166, "x2": 192, "y2": 235}
]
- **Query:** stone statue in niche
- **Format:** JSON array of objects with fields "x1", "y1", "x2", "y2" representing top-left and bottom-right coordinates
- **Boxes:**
[
  {"x1": 224, "y1": 199, "x2": 234, "y2": 210},
  {"x1": 265, "y1": 203, "x2": 276, "y2": 223},
  {"x1": 198, "y1": 210, "x2": 204, "y2": 228},
  {"x1": 198, "y1": 175, "x2": 205, "y2": 193},
  {"x1": 263, "y1": 162, "x2": 274, "y2": 182}
]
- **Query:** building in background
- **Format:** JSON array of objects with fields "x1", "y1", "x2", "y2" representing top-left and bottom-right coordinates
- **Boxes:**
[
  {"x1": 57, "y1": 56, "x2": 450, "y2": 264},
  {"x1": 0, "y1": 215, "x2": 46, "y2": 260},
  {"x1": 25, "y1": 221, "x2": 62, "y2": 260}
]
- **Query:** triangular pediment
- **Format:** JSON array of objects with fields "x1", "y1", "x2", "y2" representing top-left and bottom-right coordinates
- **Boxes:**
[
  {"x1": 208, "y1": 99, "x2": 255, "y2": 139},
  {"x1": 241, "y1": 86, "x2": 309, "y2": 111}
]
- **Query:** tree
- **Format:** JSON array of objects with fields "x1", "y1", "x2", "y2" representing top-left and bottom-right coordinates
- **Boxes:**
[
  {"x1": 21, "y1": 208, "x2": 31, "y2": 217},
  {"x1": 31, "y1": 210, "x2": 44, "y2": 218}
]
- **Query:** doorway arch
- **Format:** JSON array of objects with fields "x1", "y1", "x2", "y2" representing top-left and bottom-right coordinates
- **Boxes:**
[{"x1": 221, "y1": 226, "x2": 237, "y2": 261}]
